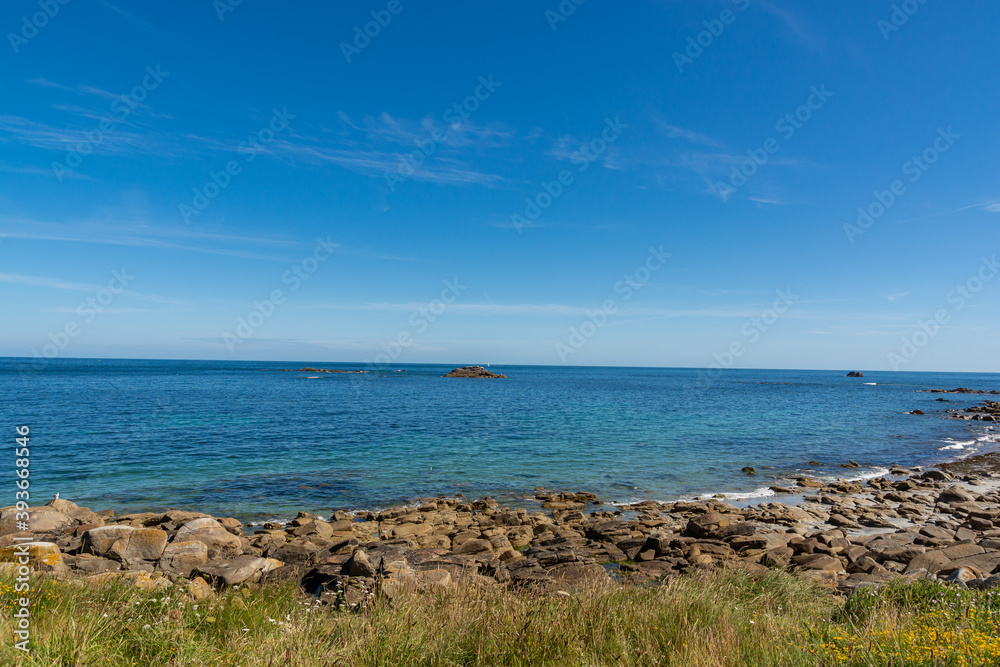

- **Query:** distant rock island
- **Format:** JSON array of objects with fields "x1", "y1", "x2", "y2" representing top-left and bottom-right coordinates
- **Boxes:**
[
  {"x1": 279, "y1": 368, "x2": 366, "y2": 373},
  {"x1": 444, "y1": 366, "x2": 507, "y2": 379},
  {"x1": 921, "y1": 387, "x2": 1000, "y2": 395},
  {"x1": 846, "y1": 371, "x2": 864, "y2": 377}
]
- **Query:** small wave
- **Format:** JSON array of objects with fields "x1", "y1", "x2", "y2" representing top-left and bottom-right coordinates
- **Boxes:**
[
  {"x1": 939, "y1": 444, "x2": 965, "y2": 451},
  {"x1": 247, "y1": 518, "x2": 293, "y2": 526},
  {"x1": 697, "y1": 486, "x2": 777, "y2": 501},
  {"x1": 862, "y1": 382, "x2": 877, "y2": 385},
  {"x1": 808, "y1": 467, "x2": 891, "y2": 484},
  {"x1": 306, "y1": 376, "x2": 320, "y2": 379},
  {"x1": 609, "y1": 486, "x2": 779, "y2": 507}
]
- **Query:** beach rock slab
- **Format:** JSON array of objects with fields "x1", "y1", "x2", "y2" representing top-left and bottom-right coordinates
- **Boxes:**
[
  {"x1": 159, "y1": 540, "x2": 209, "y2": 576},
  {"x1": 74, "y1": 555, "x2": 121, "y2": 575},
  {"x1": 0, "y1": 508, "x2": 73, "y2": 536},
  {"x1": 196, "y1": 556, "x2": 283, "y2": 587},
  {"x1": 175, "y1": 518, "x2": 243, "y2": 560},
  {"x1": 0, "y1": 541, "x2": 66, "y2": 573},
  {"x1": 106, "y1": 528, "x2": 168, "y2": 563},
  {"x1": 82, "y1": 525, "x2": 139, "y2": 557}
]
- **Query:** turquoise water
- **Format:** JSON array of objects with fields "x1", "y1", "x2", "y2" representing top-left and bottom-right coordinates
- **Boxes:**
[{"x1": 2, "y1": 358, "x2": 998, "y2": 523}]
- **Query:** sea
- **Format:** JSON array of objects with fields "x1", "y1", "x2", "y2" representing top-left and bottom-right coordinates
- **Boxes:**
[{"x1": 2, "y1": 358, "x2": 998, "y2": 524}]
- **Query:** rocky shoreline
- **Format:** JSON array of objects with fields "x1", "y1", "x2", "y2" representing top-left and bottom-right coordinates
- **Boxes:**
[
  {"x1": 4, "y1": 456, "x2": 1000, "y2": 605},
  {"x1": 4, "y1": 387, "x2": 999, "y2": 606}
]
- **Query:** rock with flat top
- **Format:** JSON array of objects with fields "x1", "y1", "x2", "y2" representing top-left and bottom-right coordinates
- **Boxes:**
[
  {"x1": 195, "y1": 556, "x2": 283, "y2": 587},
  {"x1": 444, "y1": 366, "x2": 508, "y2": 378}
]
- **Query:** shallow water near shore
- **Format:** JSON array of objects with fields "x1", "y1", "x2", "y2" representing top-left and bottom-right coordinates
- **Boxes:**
[{"x1": 3, "y1": 358, "x2": 998, "y2": 523}]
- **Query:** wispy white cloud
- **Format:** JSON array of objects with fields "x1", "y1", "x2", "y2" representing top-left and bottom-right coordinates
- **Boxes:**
[
  {"x1": 758, "y1": 1, "x2": 825, "y2": 49},
  {"x1": 0, "y1": 273, "x2": 105, "y2": 292},
  {"x1": 895, "y1": 202, "x2": 996, "y2": 225},
  {"x1": 29, "y1": 78, "x2": 120, "y2": 101},
  {"x1": 0, "y1": 162, "x2": 89, "y2": 179},
  {"x1": 302, "y1": 299, "x2": 857, "y2": 321},
  {"x1": 0, "y1": 217, "x2": 303, "y2": 262},
  {"x1": 654, "y1": 120, "x2": 726, "y2": 149},
  {"x1": 0, "y1": 115, "x2": 161, "y2": 156},
  {"x1": 0, "y1": 272, "x2": 186, "y2": 304}
]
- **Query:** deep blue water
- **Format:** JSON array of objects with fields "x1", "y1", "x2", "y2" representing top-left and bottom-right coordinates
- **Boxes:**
[{"x1": 2, "y1": 358, "x2": 998, "y2": 523}]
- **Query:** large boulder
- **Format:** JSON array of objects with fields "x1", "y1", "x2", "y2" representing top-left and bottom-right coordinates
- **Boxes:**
[
  {"x1": 106, "y1": 528, "x2": 168, "y2": 563},
  {"x1": 74, "y1": 555, "x2": 122, "y2": 575},
  {"x1": 44, "y1": 499, "x2": 105, "y2": 526},
  {"x1": 158, "y1": 540, "x2": 209, "y2": 576},
  {"x1": 938, "y1": 487, "x2": 976, "y2": 503},
  {"x1": 82, "y1": 526, "x2": 141, "y2": 557},
  {"x1": 0, "y1": 541, "x2": 66, "y2": 573},
  {"x1": 175, "y1": 518, "x2": 243, "y2": 559},
  {"x1": 195, "y1": 556, "x2": 283, "y2": 587},
  {"x1": 0, "y1": 508, "x2": 73, "y2": 536},
  {"x1": 685, "y1": 513, "x2": 735, "y2": 539}
]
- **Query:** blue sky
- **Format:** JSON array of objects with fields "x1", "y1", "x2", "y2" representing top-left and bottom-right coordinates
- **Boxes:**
[{"x1": 1, "y1": 0, "x2": 998, "y2": 371}]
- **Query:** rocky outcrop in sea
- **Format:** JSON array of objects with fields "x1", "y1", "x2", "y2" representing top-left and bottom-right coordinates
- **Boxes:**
[{"x1": 443, "y1": 366, "x2": 508, "y2": 378}]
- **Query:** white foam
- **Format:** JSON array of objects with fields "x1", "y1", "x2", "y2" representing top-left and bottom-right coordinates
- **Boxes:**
[
  {"x1": 862, "y1": 382, "x2": 877, "y2": 385},
  {"x1": 697, "y1": 486, "x2": 777, "y2": 501},
  {"x1": 306, "y1": 376, "x2": 320, "y2": 379},
  {"x1": 809, "y1": 467, "x2": 891, "y2": 484},
  {"x1": 939, "y1": 444, "x2": 965, "y2": 451}
]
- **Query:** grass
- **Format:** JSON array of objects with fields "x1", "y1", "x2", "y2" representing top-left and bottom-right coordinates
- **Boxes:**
[{"x1": 1, "y1": 569, "x2": 999, "y2": 666}]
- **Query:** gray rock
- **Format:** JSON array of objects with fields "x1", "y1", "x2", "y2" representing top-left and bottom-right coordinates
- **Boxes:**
[
  {"x1": 175, "y1": 518, "x2": 243, "y2": 560},
  {"x1": 195, "y1": 556, "x2": 283, "y2": 587},
  {"x1": 938, "y1": 487, "x2": 976, "y2": 503},
  {"x1": 158, "y1": 540, "x2": 209, "y2": 576}
]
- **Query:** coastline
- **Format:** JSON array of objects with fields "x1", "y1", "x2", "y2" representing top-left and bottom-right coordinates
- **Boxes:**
[
  {"x1": 4, "y1": 395, "x2": 1000, "y2": 664},
  {"x1": 4, "y1": 394, "x2": 1000, "y2": 595}
]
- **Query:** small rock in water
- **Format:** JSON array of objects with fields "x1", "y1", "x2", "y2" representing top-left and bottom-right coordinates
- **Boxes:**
[
  {"x1": 443, "y1": 366, "x2": 508, "y2": 379},
  {"x1": 741, "y1": 467, "x2": 756, "y2": 475}
]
